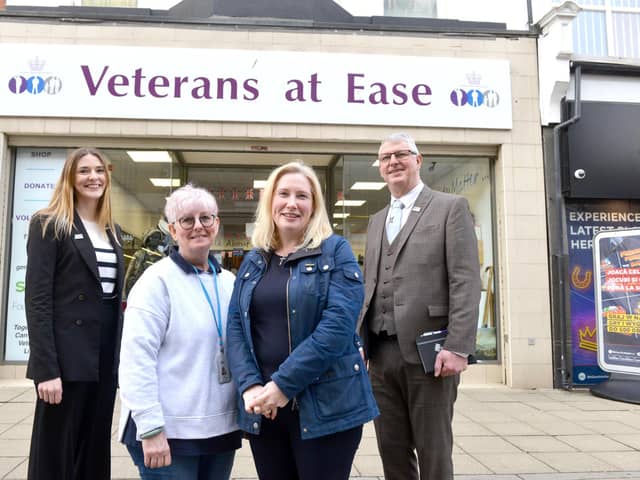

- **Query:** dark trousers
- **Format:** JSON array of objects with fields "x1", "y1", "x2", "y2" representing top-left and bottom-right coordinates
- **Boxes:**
[
  {"x1": 369, "y1": 336, "x2": 459, "y2": 480},
  {"x1": 248, "y1": 405, "x2": 362, "y2": 480},
  {"x1": 28, "y1": 299, "x2": 119, "y2": 480}
]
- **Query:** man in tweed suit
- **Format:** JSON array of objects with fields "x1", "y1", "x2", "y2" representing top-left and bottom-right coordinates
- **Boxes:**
[{"x1": 358, "y1": 132, "x2": 481, "y2": 480}]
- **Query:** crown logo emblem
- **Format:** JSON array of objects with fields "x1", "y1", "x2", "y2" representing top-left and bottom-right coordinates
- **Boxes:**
[
  {"x1": 465, "y1": 71, "x2": 482, "y2": 85},
  {"x1": 29, "y1": 56, "x2": 46, "y2": 72},
  {"x1": 578, "y1": 326, "x2": 597, "y2": 352}
]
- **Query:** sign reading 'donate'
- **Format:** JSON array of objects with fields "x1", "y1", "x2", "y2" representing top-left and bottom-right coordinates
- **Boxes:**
[
  {"x1": 5, "y1": 148, "x2": 66, "y2": 362},
  {"x1": 1, "y1": 44, "x2": 512, "y2": 129}
]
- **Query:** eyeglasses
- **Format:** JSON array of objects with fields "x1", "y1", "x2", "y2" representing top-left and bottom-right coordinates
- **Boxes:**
[
  {"x1": 378, "y1": 149, "x2": 417, "y2": 164},
  {"x1": 174, "y1": 214, "x2": 217, "y2": 230}
]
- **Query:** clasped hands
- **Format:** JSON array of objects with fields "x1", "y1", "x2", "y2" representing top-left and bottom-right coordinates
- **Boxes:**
[{"x1": 243, "y1": 381, "x2": 288, "y2": 420}]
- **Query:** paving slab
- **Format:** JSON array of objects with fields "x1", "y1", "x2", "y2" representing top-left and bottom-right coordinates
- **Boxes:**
[
  {"x1": 556, "y1": 435, "x2": 633, "y2": 452},
  {"x1": 474, "y1": 452, "x2": 556, "y2": 474},
  {"x1": 504, "y1": 435, "x2": 578, "y2": 453},
  {"x1": 1, "y1": 382, "x2": 640, "y2": 480},
  {"x1": 531, "y1": 452, "x2": 619, "y2": 472},
  {"x1": 591, "y1": 452, "x2": 640, "y2": 471}
]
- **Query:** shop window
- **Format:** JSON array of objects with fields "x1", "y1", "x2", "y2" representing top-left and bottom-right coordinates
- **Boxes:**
[
  {"x1": 332, "y1": 154, "x2": 498, "y2": 361},
  {"x1": 555, "y1": 0, "x2": 640, "y2": 58},
  {"x1": 4, "y1": 147, "x2": 182, "y2": 361},
  {"x1": 384, "y1": 0, "x2": 436, "y2": 17},
  {"x1": 103, "y1": 149, "x2": 183, "y2": 299}
]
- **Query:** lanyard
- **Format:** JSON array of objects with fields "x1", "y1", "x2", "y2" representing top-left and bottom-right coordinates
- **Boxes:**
[{"x1": 193, "y1": 259, "x2": 223, "y2": 348}]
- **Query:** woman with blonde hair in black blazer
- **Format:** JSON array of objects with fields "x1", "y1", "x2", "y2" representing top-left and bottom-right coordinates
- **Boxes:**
[{"x1": 25, "y1": 147, "x2": 124, "y2": 480}]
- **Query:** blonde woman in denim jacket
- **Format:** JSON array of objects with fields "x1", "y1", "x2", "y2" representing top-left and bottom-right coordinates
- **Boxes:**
[{"x1": 227, "y1": 162, "x2": 378, "y2": 480}]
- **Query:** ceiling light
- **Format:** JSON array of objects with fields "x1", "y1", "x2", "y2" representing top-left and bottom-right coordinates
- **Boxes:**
[
  {"x1": 128, "y1": 151, "x2": 172, "y2": 163},
  {"x1": 350, "y1": 182, "x2": 387, "y2": 191},
  {"x1": 333, "y1": 213, "x2": 350, "y2": 219},
  {"x1": 150, "y1": 178, "x2": 181, "y2": 187},
  {"x1": 335, "y1": 200, "x2": 366, "y2": 207},
  {"x1": 253, "y1": 180, "x2": 267, "y2": 189}
]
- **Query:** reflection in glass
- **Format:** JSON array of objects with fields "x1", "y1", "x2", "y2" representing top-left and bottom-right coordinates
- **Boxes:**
[
  {"x1": 385, "y1": 0, "x2": 436, "y2": 18},
  {"x1": 104, "y1": 148, "x2": 182, "y2": 295},
  {"x1": 335, "y1": 154, "x2": 497, "y2": 361}
]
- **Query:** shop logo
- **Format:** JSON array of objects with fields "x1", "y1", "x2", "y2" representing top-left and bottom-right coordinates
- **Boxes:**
[
  {"x1": 450, "y1": 71, "x2": 499, "y2": 108},
  {"x1": 8, "y1": 56, "x2": 63, "y2": 95}
]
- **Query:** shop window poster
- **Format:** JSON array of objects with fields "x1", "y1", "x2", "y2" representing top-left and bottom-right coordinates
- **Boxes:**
[
  {"x1": 4, "y1": 148, "x2": 65, "y2": 361},
  {"x1": 566, "y1": 200, "x2": 640, "y2": 385},
  {"x1": 593, "y1": 228, "x2": 640, "y2": 376}
]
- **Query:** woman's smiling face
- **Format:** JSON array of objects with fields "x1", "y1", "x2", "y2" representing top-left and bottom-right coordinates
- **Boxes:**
[{"x1": 271, "y1": 172, "x2": 313, "y2": 243}]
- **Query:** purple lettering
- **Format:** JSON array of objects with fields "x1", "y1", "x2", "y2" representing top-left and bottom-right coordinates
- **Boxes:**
[
  {"x1": 285, "y1": 79, "x2": 305, "y2": 102},
  {"x1": 80, "y1": 65, "x2": 110, "y2": 96},
  {"x1": 174, "y1": 76, "x2": 189, "y2": 98},
  {"x1": 243, "y1": 78, "x2": 259, "y2": 100},
  {"x1": 132, "y1": 68, "x2": 146, "y2": 97},
  {"x1": 191, "y1": 77, "x2": 212, "y2": 99},
  {"x1": 309, "y1": 73, "x2": 322, "y2": 103},
  {"x1": 412, "y1": 84, "x2": 432, "y2": 106},
  {"x1": 108, "y1": 74, "x2": 129, "y2": 97},
  {"x1": 369, "y1": 82, "x2": 388, "y2": 105},
  {"x1": 392, "y1": 83, "x2": 408, "y2": 105},
  {"x1": 149, "y1": 75, "x2": 170, "y2": 98},
  {"x1": 347, "y1": 73, "x2": 365, "y2": 104},
  {"x1": 217, "y1": 78, "x2": 238, "y2": 100}
]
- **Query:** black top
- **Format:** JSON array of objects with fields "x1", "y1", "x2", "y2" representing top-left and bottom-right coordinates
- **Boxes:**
[{"x1": 250, "y1": 254, "x2": 290, "y2": 382}]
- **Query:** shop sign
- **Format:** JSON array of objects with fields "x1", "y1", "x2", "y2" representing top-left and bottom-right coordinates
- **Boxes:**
[
  {"x1": 1, "y1": 44, "x2": 512, "y2": 129},
  {"x1": 5, "y1": 148, "x2": 66, "y2": 361},
  {"x1": 593, "y1": 228, "x2": 640, "y2": 376},
  {"x1": 565, "y1": 200, "x2": 640, "y2": 385}
]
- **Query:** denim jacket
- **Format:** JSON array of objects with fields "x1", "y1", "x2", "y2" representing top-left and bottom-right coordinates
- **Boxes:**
[{"x1": 226, "y1": 234, "x2": 379, "y2": 439}]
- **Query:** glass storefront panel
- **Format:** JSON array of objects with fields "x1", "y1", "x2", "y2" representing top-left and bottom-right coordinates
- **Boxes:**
[
  {"x1": 332, "y1": 154, "x2": 498, "y2": 361},
  {"x1": 384, "y1": 0, "x2": 437, "y2": 17},
  {"x1": 4, "y1": 147, "x2": 182, "y2": 360},
  {"x1": 103, "y1": 149, "x2": 183, "y2": 298},
  {"x1": 4, "y1": 147, "x2": 495, "y2": 363}
]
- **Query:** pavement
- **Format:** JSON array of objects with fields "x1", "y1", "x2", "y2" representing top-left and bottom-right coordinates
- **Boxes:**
[{"x1": 1, "y1": 380, "x2": 640, "y2": 480}]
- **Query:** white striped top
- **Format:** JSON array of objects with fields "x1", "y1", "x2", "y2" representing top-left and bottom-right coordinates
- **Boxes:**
[{"x1": 81, "y1": 219, "x2": 118, "y2": 296}]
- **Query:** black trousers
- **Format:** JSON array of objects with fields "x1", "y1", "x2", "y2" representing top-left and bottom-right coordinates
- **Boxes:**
[
  {"x1": 28, "y1": 299, "x2": 119, "y2": 480},
  {"x1": 369, "y1": 336, "x2": 459, "y2": 480},
  {"x1": 248, "y1": 405, "x2": 362, "y2": 480}
]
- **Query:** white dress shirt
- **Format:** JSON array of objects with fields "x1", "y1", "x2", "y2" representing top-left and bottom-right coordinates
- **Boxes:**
[{"x1": 385, "y1": 181, "x2": 425, "y2": 230}]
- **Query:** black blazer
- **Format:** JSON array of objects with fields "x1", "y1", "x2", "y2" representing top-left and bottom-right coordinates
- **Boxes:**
[{"x1": 25, "y1": 213, "x2": 125, "y2": 384}]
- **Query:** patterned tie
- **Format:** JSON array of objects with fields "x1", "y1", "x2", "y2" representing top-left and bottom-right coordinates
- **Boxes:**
[{"x1": 386, "y1": 199, "x2": 404, "y2": 244}]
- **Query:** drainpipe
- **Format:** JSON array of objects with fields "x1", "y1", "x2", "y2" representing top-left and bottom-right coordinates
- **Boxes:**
[{"x1": 552, "y1": 64, "x2": 582, "y2": 389}]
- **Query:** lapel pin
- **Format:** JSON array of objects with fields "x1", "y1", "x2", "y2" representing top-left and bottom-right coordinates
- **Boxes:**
[
  {"x1": 412, "y1": 207, "x2": 421, "y2": 212},
  {"x1": 74, "y1": 233, "x2": 84, "y2": 239}
]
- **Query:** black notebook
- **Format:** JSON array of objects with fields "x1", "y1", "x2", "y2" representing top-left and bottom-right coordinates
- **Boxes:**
[
  {"x1": 416, "y1": 329, "x2": 448, "y2": 374},
  {"x1": 416, "y1": 329, "x2": 477, "y2": 374}
]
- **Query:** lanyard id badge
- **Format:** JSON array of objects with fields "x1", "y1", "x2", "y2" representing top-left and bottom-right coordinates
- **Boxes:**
[
  {"x1": 216, "y1": 345, "x2": 231, "y2": 384},
  {"x1": 194, "y1": 260, "x2": 232, "y2": 384}
]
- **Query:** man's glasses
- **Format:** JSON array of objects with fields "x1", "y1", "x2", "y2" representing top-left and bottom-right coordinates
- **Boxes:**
[
  {"x1": 378, "y1": 149, "x2": 417, "y2": 164},
  {"x1": 175, "y1": 214, "x2": 217, "y2": 230}
]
